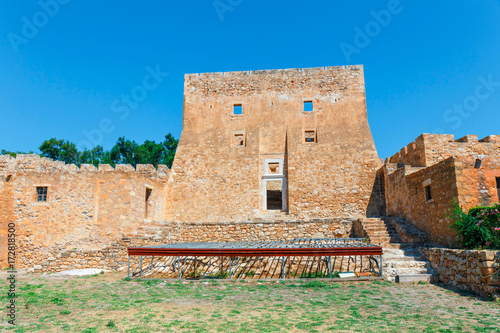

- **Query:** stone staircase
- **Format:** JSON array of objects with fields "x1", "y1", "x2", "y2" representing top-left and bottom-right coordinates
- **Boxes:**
[
  {"x1": 382, "y1": 246, "x2": 437, "y2": 282},
  {"x1": 357, "y1": 218, "x2": 402, "y2": 246},
  {"x1": 356, "y1": 218, "x2": 438, "y2": 282}
]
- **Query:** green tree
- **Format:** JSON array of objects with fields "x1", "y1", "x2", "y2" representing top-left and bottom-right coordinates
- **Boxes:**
[
  {"x1": 5, "y1": 133, "x2": 178, "y2": 168},
  {"x1": 39, "y1": 138, "x2": 79, "y2": 164}
]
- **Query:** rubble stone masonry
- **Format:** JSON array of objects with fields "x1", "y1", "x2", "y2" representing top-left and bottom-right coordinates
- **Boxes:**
[{"x1": 423, "y1": 248, "x2": 500, "y2": 296}]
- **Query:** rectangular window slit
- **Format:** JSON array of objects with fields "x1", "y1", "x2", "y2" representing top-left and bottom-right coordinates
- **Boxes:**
[
  {"x1": 474, "y1": 159, "x2": 482, "y2": 169},
  {"x1": 424, "y1": 185, "x2": 432, "y2": 202},
  {"x1": 145, "y1": 188, "x2": 153, "y2": 218},
  {"x1": 36, "y1": 187, "x2": 48, "y2": 202}
]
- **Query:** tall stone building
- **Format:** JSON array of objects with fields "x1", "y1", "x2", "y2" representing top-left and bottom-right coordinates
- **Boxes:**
[{"x1": 164, "y1": 65, "x2": 384, "y2": 222}]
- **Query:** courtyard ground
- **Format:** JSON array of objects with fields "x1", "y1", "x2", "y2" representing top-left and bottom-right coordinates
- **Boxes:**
[{"x1": 1, "y1": 272, "x2": 499, "y2": 332}]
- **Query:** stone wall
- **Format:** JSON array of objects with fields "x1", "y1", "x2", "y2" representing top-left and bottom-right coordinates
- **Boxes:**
[
  {"x1": 422, "y1": 247, "x2": 500, "y2": 296},
  {"x1": 383, "y1": 158, "x2": 460, "y2": 247},
  {"x1": 383, "y1": 133, "x2": 500, "y2": 247},
  {"x1": 29, "y1": 219, "x2": 355, "y2": 273},
  {"x1": 165, "y1": 65, "x2": 383, "y2": 222},
  {"x1": 0, "y1": 154, "x2": 168, "y2": 269}
]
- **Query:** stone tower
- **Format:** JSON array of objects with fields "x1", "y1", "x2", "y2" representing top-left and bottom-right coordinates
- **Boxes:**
[{"x1": 164, "y1": 65, "x2": 383, "y2": 222}]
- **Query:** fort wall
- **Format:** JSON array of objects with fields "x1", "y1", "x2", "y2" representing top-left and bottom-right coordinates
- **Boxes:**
[
  {"x1": 0, "y1": 154, "x2": 168, "y2": 269},
  {"x1": 383, "y1": 134, "x2": 500, "y2": 247}
]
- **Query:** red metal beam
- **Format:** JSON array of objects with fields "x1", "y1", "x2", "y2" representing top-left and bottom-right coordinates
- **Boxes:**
[{"x1": 127, "y1": 246, "x2": 383, "y2": 257}]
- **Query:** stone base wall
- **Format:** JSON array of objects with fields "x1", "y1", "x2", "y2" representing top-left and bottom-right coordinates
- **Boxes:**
[
  {"x1": 422, "y1": 247, "x2": 500, "y2": 296},
  {"x1": 28, "y1": 219, "x2": 355, "y2": 273}
]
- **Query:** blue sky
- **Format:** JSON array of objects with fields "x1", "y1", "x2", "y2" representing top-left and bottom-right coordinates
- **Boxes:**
[{"x1": 1, "y1": 0, "x2": 499, "y2": 159}]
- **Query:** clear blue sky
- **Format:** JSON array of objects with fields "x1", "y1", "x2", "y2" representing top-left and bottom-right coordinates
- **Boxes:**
[{"x1": 1, "y1": 0, "x2": 499, "y2": 159}]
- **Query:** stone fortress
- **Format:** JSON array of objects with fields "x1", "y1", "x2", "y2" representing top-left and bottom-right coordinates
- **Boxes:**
[{"x1": 1, "y1": 65, "x2": 499, "y2": 287}]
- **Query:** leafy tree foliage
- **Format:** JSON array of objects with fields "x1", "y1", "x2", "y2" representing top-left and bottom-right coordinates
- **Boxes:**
[
  {"x1": 0, "y1": 149, "x2": 34, "y2": 157},
  {"x1": 2, "y1": 134, "x2": 178, "y2": 169}
]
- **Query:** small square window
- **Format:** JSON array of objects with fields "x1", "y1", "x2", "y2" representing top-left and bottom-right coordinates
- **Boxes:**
[
  {"x1": 474, "y1": 159, "x2": 482, "y2": 169},
  {"x1": 424, "y1": 185, "x2": 432, "y2": 202},
  {"x1": 268, "y1": 163, "x2": 280, "y2": 174},
  {"x1": 304, "y1": 130, "x2": 316, "y2": 143},
  {"x1": 36, "y1": 187, "x2": 48, "y2": 202},
  {"x1": 233, "y1": 104, "x2": 243, "y2": 115},
  {"x1": 303, "y1": 101, "x2": 313, "y2": 112},
  {"x1": 234, "y1": 134, "x2": 245, "y2": 147}
]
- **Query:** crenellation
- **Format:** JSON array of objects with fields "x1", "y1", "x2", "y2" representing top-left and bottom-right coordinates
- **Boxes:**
[
  {"x1": 136, "y1": 164, "x2": 156, "y2": 174},
  {"x1": 480, "y1": 135, "x2": 500, "y2": 143},
  {"x1": 115, "y1": 164, "x2": 135, "y2": 172},
  {"x1": 98, "y1": 164, "x2": 114, "y2": 171},
  {"x1": 80, "y1": 163, "x2": 97, "y2": 171},
  {"x1": 455, "y1": 135, "x2": 478, "y2": 143}
]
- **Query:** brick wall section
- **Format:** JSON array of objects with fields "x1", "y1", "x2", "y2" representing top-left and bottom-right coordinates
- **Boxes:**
[
  {"x1": 0, "y1": 154, "x2": 168, "y2": 269},
  {"x1": 32, "y1": 219, "x2": 354, "y2": 272},
  {"x1": 165, "y1": 65, "x2": 383, "y2": 222},
  {"x1": 422, "y1": 248, "x2": 500, "y2": 296}
]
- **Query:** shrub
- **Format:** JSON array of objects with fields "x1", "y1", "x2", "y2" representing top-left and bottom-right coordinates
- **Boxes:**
[{"x1": 450, "y1": 202, "x2": 500, "y2": 249}]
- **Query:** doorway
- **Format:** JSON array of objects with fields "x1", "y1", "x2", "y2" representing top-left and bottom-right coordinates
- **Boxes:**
[{"x1": 266, "y1": 180, "x2": 283, "y2": 210}]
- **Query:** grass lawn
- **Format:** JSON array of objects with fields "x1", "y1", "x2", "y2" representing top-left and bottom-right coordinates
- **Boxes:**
[{"x1": 1, "y1": 272, "x2": 499, "y2": 332}]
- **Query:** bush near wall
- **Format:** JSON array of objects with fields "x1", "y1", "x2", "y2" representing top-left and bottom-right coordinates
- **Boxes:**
[{"x1": 450, "y1": 202, "x2": 500, "y2": 250}]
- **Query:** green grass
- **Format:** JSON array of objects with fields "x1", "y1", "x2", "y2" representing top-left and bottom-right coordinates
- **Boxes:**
[{"x1": 1, "y1": 273, "x2": 498, "y2": 332}]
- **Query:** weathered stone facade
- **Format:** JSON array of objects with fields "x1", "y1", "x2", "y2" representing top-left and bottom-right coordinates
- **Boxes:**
[
  {"x1": 382, "y1": 134, "x2": 500, "y2": 247},
  {"x1": 165, "y1": 65, "x2": 384, "y2": 222}
]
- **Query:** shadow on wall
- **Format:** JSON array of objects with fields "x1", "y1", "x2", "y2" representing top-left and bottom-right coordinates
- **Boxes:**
[{"x1": 366, "y1": 172, "x2": 386, "y2": 217}]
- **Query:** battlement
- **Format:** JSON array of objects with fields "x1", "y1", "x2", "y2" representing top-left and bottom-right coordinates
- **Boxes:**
[
  {"x1": 0, "y1": 154, "x2": 169, "y2": 179},
  {"x1": 386, "y1": 133, "x2": 500, "y2": 168}
]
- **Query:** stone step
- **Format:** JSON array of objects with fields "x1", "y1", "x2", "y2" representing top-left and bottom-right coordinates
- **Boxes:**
[
  {"x1": 383, "y1": 255, "x2": 427, "y2": 261},
  {"x1": 382, "y1": 243, "x2": 417, "y2": 249},
  {"x1": 389, "y1": 267, "x2": 433, "y2": 275},
  {"x1": 384, "y1": 261, "x2": 431, "y2": 269},
  {"x1": 397, "y1": 274, "x2": 438, "y2": 283},
  {"x1": 383, "y1": 248, "x2": 423, "y2": 256}
]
